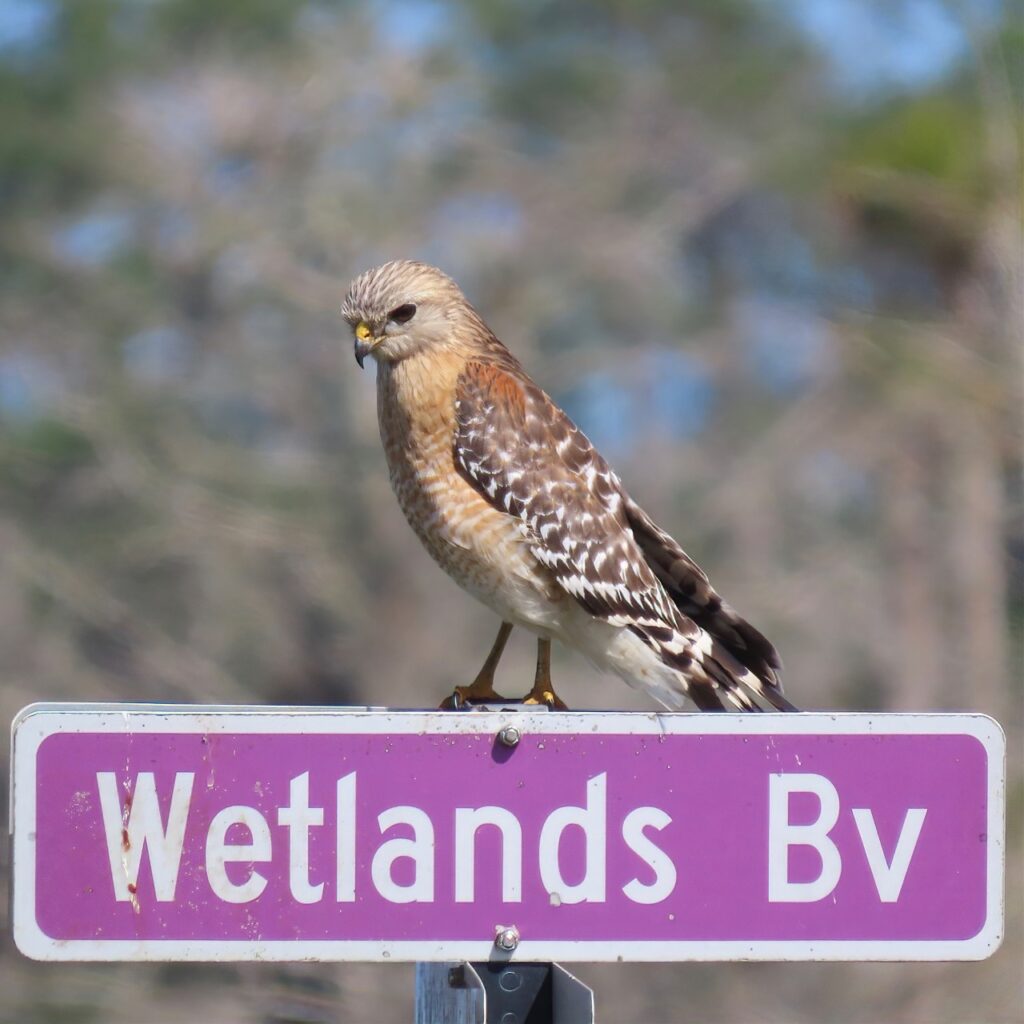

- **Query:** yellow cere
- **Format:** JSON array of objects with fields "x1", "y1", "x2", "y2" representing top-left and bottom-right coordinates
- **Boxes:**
[{"x1": 355, "y1": 321, "x2": 372, "y2": 341}]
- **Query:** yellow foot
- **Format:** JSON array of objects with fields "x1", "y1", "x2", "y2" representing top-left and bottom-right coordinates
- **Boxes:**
[
  {"x1": 439, "y1": 685, "x2": 509, "y2": 710},
  {"x1": 521, "y1": 689, "x2": 569, "y2": 710}
]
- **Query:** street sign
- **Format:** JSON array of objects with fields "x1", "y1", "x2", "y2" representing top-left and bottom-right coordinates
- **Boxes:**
[{"x1": 10, "y1": 704, "x2": 1004, "y2": 963}]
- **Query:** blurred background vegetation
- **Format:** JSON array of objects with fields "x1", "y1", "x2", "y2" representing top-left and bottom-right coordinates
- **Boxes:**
[{"x1": 0, "y1": 0, "x2": 1020, "y2": 1021}]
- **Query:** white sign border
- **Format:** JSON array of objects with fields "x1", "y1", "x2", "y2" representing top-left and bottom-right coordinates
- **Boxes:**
[{"x1": 10, "y1": 703, "x2": 1006, "y2": 963}]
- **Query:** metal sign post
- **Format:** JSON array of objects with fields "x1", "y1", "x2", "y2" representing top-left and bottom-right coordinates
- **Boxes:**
[
  {"x1": 8, "y1": 704, "x2": 1006, "y2": 1018},
  {"x1": 413, "y1": 961, "x2": 594, "y2": 1024}
]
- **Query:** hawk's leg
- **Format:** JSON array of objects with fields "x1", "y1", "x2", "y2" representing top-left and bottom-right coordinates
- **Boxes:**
[
  {"x1": 522, "y1": 637, "x2": 568, "y2": 710},
  {"x1": 439, "y1": 621, "x2": 513, "y2": 709}
]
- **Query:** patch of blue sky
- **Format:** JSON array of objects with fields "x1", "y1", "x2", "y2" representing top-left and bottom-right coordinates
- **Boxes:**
[
  {"x1": 559, "y1": 351, "x2": 715, "y2": 457},
  {"x1": 239, "y1": 305, "x2": 292, "y2": 357},
  {"x1": 827, "y1": 265, "x2": 876, "y2": 312},
  {"x1": 297, "y1": 1, "x2": 347, "y2": 38},
  {"x1": 338, "y1": 84, "x2": 389, "y2": 124},
  {"x1": 122, "y1": 326, "x2": 196, "y2": 385},
  {"x1": 326, "y1": 85, "x2": 479, "y2": 179},
  {"x1": 374, "y1": 0, "x2": 453, "y2": 55},
  {"x1": 0, "y1": 351, "x2": 61, "y2": 422},
  {"x1": 736, "y1": 294, "x2": 835, "y2": 397},
  {"x1": 0, "y1": 0, "x2": 56, "y2": 56},
  {"x1": 189, "y1": 357, "x2": 280, "y2": 444},
  {"x1": 135, "y1": 82, "x2": 217, "y2": 162},
  {"x1": 204, "y1": 154, "x2": 257, "y2": 200},
  {"x1": 433, "y1": 191, "x2": 523, "y2": 239},
  {"x1": 559, "y1": 372, "x2": 636, "y2": 458},
  {"x1": 196, "y1": 393, "x2": 281, "y2": 447},
  {"x1": 427, "y1": 191, "x2": 524, "y2": 283},
  {"x1": 797, "y1": 448, "x2": 873, "y2": 517},
  {"x1": 766, "y1": 226, "x2": 822, "y2": 300},
  {"x1": 712, "y1": 201, "x2": 824, "y2": 300},
  {"x1": 646, "y1": 349, "x2": 715, "y2": 440},
  {"x1": 398, "y1": 88, "x2": 482, "y2": 153},
  {"x1": 51, "y1": 204, "x2": 137, "y2": 268},
  {"x1": 211, "y1": 243, "x2": 262, "y2": 299},
  {"x1": 783, "y1": 0, "x2": 983, "y2": 99},
  {"x1": 153, "y1": 204, "x2": 199, "y2": 258},
  {"x1": 689, "y1": 194, "x2": 881, "y2": 315}
]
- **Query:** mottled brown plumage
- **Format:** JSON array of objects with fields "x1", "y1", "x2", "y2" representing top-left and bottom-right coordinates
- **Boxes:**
[{"x1": 343, "y1": 259, "x2": 794, "y2": 712}]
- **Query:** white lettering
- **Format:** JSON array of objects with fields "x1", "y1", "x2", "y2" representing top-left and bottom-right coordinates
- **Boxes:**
[
  {"x1": 205, "y1": 805, "x2": 271, "y2": 903},
  {"x1": 454, "y1": 806, "x2": 522, "y2": 903},
  {"x1": 97, "y1": 771, "x2": 194, "y2": 902},
  {"x1": 276, "y1": 772, "x2": 324, "y2": 904},
  {"x1": 768, "y1": 773, "x2": 842, "y2": 903},
  {"x1": 372, "y1": 807, "x2": 435, "y2": 903},
  {"x1": 853, "y1": 807, "x2": 927, "y2": 903},
  {"x1": 621, "y1": 806, "x2": 676, "y2": 904},
  {"x1": 98, "y1": 768, "x2": 686, "y2": 911},
  {"x1": 538, "y1": 773, "x2": 607, "y2": 904},
  {"x1": 336, "y1": 773, "x2": 357, "y2": 902}
]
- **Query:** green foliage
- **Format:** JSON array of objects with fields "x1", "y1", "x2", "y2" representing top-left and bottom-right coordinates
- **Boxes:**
[
  {"x1": 1, "y1": 418, "x2": 95, "y2": 471},
  {"x1": 0, "y1": 0, "x2": 121, "y2": 207},
  {"x1": 990, "y1": 21, "x2": 1024, "y2": 103},
  {"x1": 470, "y1": 0, "x2": 768, "y2": 44},
  {"x1": 153, "y1": 0, "x2": 310, "y2": 49},
  {"x1": 490, "y1": 46, "x2": 625, "y2": 131},
  {"x1": 0, "y1": 0, "x2": 310, "y2": 208},
  {"x1": 842, "y1": 94, "x2": 987, "y2": 194},
  {"x1": 57, "y1": 0, "x2": 123, "y2": 83},
  {"x1": 0, "y1": 83, "x2": 103, "y2": 206}
]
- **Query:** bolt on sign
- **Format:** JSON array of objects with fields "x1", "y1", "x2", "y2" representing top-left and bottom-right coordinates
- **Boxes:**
[{"x1": 10, "y1": 705, "x2": 1005, "y2": 962}]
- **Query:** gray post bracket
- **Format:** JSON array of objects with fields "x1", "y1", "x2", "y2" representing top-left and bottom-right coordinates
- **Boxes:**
[{"x1": 414, "y1": 961, "x2": 595, "y2": 1024}]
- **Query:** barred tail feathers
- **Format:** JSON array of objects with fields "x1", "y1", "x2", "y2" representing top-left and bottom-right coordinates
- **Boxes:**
[
  {"x1": 622, "y1": 496, "x2": 793, "y2": 709},
  {"x1": 629, "y1": 620, "x2": 797, "y2": 712}
]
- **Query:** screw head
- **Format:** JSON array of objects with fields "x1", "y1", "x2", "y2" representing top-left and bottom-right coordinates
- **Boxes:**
[
  {"x1": 494, "y1": 925, "x2": 520, "y2": 952},
  {"x1": 497, "y1": 725, "x2": 521, "y2": 748}
]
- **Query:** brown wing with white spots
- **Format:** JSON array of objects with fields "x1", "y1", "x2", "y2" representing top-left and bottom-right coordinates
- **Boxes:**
[
  {"x1": 452, "y1": 359, "x2": 794, "y2": 712},
  {"x1": 453, "y1": 360, "x2": 679, "y2": 631}
]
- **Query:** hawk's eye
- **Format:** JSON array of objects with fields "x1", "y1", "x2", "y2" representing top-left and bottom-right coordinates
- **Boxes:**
[{"x1": 388, "y1": 303, "x2": 417, "y2": 325}]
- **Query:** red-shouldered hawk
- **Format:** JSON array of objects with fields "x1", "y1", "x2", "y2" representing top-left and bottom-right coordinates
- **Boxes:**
[{"x1": 343, "y1": 260, "x2": 795, "y2": 712}]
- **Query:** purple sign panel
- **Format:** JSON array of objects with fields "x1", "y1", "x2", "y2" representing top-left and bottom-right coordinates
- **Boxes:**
[{"x1": 11, "y1": 706, "x2": 1004, "y2": 962}]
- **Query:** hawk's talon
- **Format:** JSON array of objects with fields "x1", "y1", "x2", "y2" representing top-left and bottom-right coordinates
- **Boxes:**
[
  {"x1": 439, "y1": 689, "x2": 464, "y2": 711},
  {"x1": 439, "y1": 684, "x2": 510, "y2": 710},
  {"x1": 522, "y1": 689, "x2": 568, "y2": 711},
  {"x1": 521, "y1": 637, "x2": 567, "y2": 709},
  {"x1": 439, "y1": 622, "x2": 515, "y2": 710}
]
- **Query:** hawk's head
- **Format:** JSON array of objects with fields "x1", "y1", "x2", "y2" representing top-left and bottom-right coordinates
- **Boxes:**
[{"x1": 342, "y1": 260, "x2": 475, "y2": 367}]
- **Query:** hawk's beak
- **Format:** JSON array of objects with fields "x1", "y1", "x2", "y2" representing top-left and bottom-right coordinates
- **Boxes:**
[
  {"x1": 354, "y1": 322, "x2": 375, "y2": 368},
  {"x1": 354, "y1": 338, "x2": 374, "y2": 368}
]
